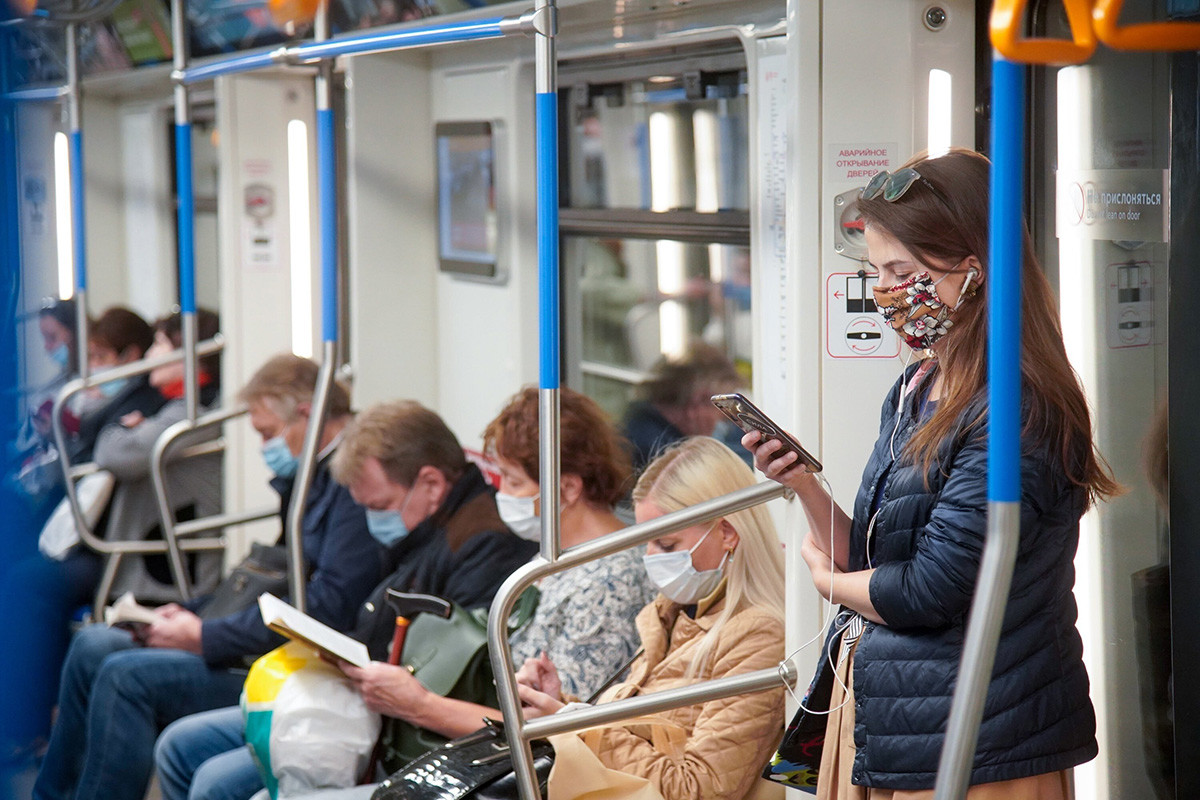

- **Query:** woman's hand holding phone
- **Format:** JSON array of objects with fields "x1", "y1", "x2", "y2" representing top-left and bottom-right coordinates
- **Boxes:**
[{"x1": 742, "y1": 430, "x2": 818, "y2": 494}]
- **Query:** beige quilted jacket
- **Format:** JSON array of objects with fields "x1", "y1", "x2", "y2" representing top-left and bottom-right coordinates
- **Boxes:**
[{"x1": 587, "y1": 586, "x2": 785, "y2": 800}]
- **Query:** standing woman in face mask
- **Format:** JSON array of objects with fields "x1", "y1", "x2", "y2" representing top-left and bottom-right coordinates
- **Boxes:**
[
  {"x1": 517, "y1": 436, "x2": 786, "y2": 800},
  {"x1": 746, "y1": 149, "x2": 1118, "y2": 799}
]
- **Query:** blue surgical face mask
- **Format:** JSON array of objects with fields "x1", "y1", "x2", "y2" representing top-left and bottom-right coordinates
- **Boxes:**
[
  {"x1": 366, "y1": 509, "x2": 409, "y2": 547},
  {"x1": 262, "y1": 435, "x2": 299, "y2": 478},
  {"x1": 366, "y1": 484, "x2": 418, "y2": 547},
  {"x1": 96, "y1": 377, "x2": 129, "y2": 399},
  {"x1": 50, "y1": 343, "x2": 70, "y2": 369},
  {"x1": 642, "y1": 521, "x2": 729, "y2": 605}
]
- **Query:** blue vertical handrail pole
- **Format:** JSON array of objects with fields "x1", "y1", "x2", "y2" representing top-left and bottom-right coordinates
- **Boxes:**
[
  {"x1": 535, "y1": 10, "x2": 560, "y2": 567},
  {"x1": 66, "y1": 22, "x2": 88, "y2": 380},
  {"x1": 284, "y1": 0, "x2": 337, "y2": 614},
  {"x1": 932, "y1": 54, "x2": 1026, "y2": 800},
  {"x1": 160, "y1": 0, "x2": 200, "y2": 601},
  {"x1": 494, "y1": 1, "x2": 559, "y2": 798},
  {"x1": 172, "y1": 0, "x2": 200, "y2": 425}
]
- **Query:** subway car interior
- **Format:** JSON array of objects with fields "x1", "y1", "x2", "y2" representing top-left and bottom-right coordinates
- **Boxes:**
[{"x1": 0, "y1": 0, "x2": 1197, "y2": 797}]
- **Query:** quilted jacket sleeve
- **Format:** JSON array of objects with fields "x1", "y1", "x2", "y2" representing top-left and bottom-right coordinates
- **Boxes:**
[
  {"x1": 588, "y1": 608, "x2": 785, "y2": 800},
  {"x1": 868, "y1": 424, "x2": 1059, "y2": 630}
]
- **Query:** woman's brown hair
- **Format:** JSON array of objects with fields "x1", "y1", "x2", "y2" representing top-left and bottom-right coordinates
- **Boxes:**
[
  {"x1": 90, "y1": 307, "x2": 154, "y2": 360},
  {"x1": 483, "y1": 386, "x2": 632, "y2": 508},
  {"x1": 857, "y1": 148, "x2": 1119, "y2": 502}
]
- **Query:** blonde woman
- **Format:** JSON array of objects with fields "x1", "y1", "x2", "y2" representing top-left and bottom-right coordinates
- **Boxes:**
[{"x1": 518, "y1": 437, "x2": 785, "y2": 800}]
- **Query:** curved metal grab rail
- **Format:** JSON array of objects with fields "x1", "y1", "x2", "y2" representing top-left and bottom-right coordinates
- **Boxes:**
[
  {"x1": 145, "y1": 404, "x2": 278, "y2": 605},
  {"x1": 489, "y1": 480, "x2": 794, "y2": 800},
  {"x1": 522, "y1": 661, "x2": 797, "y2": 738},
  {"x1": 1092, "y1": 0, "x2": 1200, "y2": 51},
  {"x1": 989, "y1": 0, "x2": 1096, "y2": 64},
  {"x1": 282, "y1": 357, "x2": 337, "y2": 614},
  {"x1": 49, "y1": 337, "x2": 224, "y2": 566}
]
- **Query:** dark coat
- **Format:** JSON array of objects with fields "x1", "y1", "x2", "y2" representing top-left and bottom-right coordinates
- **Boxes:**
[
  {"x1": 846, "y1": 365, "x2": 1097, "y2": 789},
  {"x1": 71, "y1": 375, "x2": 166, "y2": 464},
  {"x1": 198, "y1": 452, "x2": 383, "y2": 665},
  {"x1": 354, "y1": 464, "x2": 538, "y2": 660}
]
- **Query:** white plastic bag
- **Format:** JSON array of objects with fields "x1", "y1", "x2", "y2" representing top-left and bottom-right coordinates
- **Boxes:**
[
  {"x1": 38, "y1": 470, "x2": 116, "y2": 559},
  {"x1": 244, "y1": 643, "x2": 381, "y2": 800}
]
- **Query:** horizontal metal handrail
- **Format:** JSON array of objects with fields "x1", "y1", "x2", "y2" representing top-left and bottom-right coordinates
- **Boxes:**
[
  {"x1": 488, "y1": 480, "x2": 792, "y2": 799},
  {"x1": 522, "y1": 662, "x2": 797, "y2": 739},
  {"x1": 86, "y1": 535, "x2": 226, "y2": 555},
  {"x1": 173, "y1": 508, "x2": 277, "y2": 538},
  {"x1": 175, "y1": 10, "x2": 545, "y2": 84}
]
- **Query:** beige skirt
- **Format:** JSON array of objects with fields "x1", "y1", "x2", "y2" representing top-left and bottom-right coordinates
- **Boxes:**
[{"x1": 816, "y1": 641, "x2": 1069, "y2": 800}]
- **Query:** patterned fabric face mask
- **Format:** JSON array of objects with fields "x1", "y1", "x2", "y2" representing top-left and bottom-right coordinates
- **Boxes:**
[{"x1": 872, "y1": 271, "x2": 971, "y2": 352}]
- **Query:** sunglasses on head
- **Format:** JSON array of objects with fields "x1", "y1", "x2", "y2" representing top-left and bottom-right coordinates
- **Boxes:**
[{"x1": 860, "y1": 167, "x2": 950, "y2": 206}]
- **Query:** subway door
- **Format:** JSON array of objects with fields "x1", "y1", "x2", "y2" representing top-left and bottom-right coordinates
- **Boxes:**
[
  {"x1": 1051, "y1": 36, "x2": 1176, "y2": 800},
  {"x1": 216, "y1": 72, "x2": 318, "y2": 561},
  {"x1": 776, "y1": 0, "x2": 975, "y2": 653}
]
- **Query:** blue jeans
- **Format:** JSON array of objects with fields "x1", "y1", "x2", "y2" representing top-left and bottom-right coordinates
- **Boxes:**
[
  {"x1": 156, "y1": 706, "x2": 263, "y2": 800},
  {"x1": 33, "y1": 625, "x2": 246, "y2": 800}
]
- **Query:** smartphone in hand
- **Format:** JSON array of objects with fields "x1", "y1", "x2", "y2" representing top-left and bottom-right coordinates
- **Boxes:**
[{"x1": 711, "y1": 393, "x2": 823, "y2": 473}]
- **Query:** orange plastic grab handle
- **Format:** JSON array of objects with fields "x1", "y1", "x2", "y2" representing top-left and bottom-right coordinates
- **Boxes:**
[
  {"x1": 991, "y1": 0, "x2": 1097, "y2": 64},
  {"x1": 1093, "y1": 0, "x2": 1200, "y2": 51}
]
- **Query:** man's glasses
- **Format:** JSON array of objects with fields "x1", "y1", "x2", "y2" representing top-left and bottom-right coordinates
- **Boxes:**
[{"x1": 860, "y1": 167, "x2": 950, "y2": 206}]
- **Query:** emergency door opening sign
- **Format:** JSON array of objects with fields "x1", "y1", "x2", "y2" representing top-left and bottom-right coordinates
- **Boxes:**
[{"x1": 825, "y1": 272, "x2": 900, "y2": 359}]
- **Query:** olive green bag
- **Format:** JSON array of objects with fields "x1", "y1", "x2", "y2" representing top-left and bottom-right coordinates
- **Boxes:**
[{"x1": 378, "y1": 587, "x2": 540, "y2": 774}]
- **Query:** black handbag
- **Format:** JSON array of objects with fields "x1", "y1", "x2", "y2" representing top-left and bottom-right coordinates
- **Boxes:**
[
  {"x1": 371, "y1": 718, "x2": 554, "y2": 800},
  {"x1": 199, "y1": 543, "x2": 293, "y2": 619},
  {"x1": 371, "y1": 647, "x2": 644, "y2": 800},
  {"x1": 760, "y1": 648, "x2": 837, "y2": 793}
]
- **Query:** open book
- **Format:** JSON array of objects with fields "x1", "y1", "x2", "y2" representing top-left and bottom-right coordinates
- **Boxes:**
[
  {"x1": 258, "y1": 593, "x2": 370, "y2": 668},
  {"x1": 104, "y1": 592, "x2": 160, "y2": 629}
]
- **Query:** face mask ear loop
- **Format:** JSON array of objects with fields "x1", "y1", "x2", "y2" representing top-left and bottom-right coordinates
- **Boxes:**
[
  {"x1": 954, "y1": 269, "x2": 977, "y2": 310},
  {"x1": 890, "y1": 348, "x2": 914, "y2": 461}
]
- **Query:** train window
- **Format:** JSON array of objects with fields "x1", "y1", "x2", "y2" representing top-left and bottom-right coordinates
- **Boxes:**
[
  {"x1": 560, "y1": 46, "x2": 752, "y2": 423},
  {"x1": 563, "y1": 67, "x2": 748, "y2": 211},
  {"x1": 567, "y1": 235, "x2": 750, "y2": 420}
]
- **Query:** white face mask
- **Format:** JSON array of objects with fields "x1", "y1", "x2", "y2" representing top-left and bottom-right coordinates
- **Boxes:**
[
  {"x1": 496, "y1": 492, "x2": 541, "y2": 541},
  {"x1": 642, "y1": 521, "x2": 729, "y2": 605}
]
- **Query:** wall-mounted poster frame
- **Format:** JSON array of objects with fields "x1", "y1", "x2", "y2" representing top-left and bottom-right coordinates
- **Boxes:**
[{"x1": 436, "y1": 120, "x2": 503, "y2": 281}]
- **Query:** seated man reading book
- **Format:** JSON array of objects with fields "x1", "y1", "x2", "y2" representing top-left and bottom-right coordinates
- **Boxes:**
[
  {"x1": 32, "y1": 355, "x2": 384, "y2": 800},
  {"x1": 153, "y1": 399, "x2": 541, "y2": 800}
]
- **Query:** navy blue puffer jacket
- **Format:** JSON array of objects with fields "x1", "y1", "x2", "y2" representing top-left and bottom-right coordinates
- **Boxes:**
[{"x1": 845, "y1": 365, "x2": 1097, "y2": 789}]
